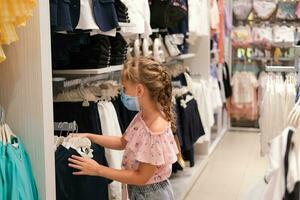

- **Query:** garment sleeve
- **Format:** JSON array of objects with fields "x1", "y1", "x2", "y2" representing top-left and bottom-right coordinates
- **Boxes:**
[
  {"x1": 123, "y1": 114, "x2": 140, "y2": 141},
  {"x1": 126, "y1": 130, "x2": 179, "y2": 166},
  {"x1": 136, "y1": 134, "x2": 179, "y2": 166}
]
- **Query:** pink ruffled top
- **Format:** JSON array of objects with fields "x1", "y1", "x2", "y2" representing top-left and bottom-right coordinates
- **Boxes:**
[{"x1": 122, "y1": 112, "x2": 179, "y2": 184}]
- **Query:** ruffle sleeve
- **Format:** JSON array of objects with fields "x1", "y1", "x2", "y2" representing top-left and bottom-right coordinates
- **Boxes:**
[
  {"x1": 123, "y1": 114, "x2": 140, "y2": 141},
  {"x1": 126, "y1": 127, "x2": 179, "y2": 166}
]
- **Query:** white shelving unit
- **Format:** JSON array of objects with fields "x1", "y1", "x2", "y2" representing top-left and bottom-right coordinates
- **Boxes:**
[
  {"x1": 171, "y1": 156, "x2": 209, "y2": 200},
  {"x1": 52, "y1": 65, "x2": 123, "y2": 75},
  {"x1": 175, "y1": 53, "x2": 196, "y2": 60}
]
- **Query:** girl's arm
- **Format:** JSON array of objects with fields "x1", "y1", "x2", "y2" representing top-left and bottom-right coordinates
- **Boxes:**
[
  {"x1": 74, "y1": 133, "x2": 127, "y2": 150},
  {"x1": 68, "y1": 155, "x2": 156, "y2": 185}
]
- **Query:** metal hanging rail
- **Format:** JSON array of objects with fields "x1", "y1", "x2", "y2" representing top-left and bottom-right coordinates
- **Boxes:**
[
  {"x1": 265, "y1": 65, "x2": 297, "y2": 72},
  {"x1": 53, "y1": 65, "x2": 124, "y2": 75},
  {"x1": 54, "y1": 121, "x2": 78, "y2": 132}
]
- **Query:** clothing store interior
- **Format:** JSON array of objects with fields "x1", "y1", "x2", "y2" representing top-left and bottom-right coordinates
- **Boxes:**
[{"x1": 1, "y1": 0, "x2": 300, "y2": 199}]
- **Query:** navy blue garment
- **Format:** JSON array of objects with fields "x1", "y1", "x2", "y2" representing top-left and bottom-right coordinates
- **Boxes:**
[
  {"x1": 50, "y1": 0, "x2": 80, "y2": 31},
  {"x1": 50, "y1": 0, "x2": 118, "y2": 32},
  {"x1": 172, "y1": 102, "x2": 184, "y2": 173},
  {"x1": 94, "y1": 0, "x2": 119, "y2": 32},
  {"x1": 150, "y1": 0, "x2": 187, "y2": 29},
  {"x1": 168, "y1": 0, "x2": 189, "y2": 54},
  {"x1": 111, "y1": 95, "x2": 137, "y2": 133},
  {"x1": 50, "y1": 0, "x2": 58, "y2": 28},
  {"x1": 175, "y1": 92, "x2": 205, "y2": 167},
  {"x1": 53, "y1": 102, "x2": 111, "y2": 200},
  {"x1": 53, "y1": 102, "x2": 102, "y2": 134},
  {"x1": 50, "y1": 0, "x2": 73, "y2": 31},
  {"x1": 171, "y1": 73, "x2": 188, "y2": 87},
  {"x1": 55, "y1": 145, "x2": 111, "y2": 200},
  {"x1": 223, "y1": 62, "x2": 232, "y2": 98}
]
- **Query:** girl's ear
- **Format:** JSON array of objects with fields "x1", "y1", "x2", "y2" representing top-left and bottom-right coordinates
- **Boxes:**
[{"x1": 136, "y1": 84, "x2": 145, "y2": 97}]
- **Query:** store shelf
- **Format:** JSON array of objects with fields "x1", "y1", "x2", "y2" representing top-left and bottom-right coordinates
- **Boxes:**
[
  {"x1": 52, "y1": 65, "x2": 123, "y2": 75},
  {"x1": 230, "y1": 127, "x2": 260, "y2": 133},
  {"x1": 175, "y1": 53, "x2": 196, "y2": 60},
  {"x1": 170, "y1": 155, "x2": 209, "y2": 200}
]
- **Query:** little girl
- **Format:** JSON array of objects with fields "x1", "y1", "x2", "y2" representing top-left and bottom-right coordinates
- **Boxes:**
[{"x1": 68, "y1": 57, "x2": 179, "y2": 200}]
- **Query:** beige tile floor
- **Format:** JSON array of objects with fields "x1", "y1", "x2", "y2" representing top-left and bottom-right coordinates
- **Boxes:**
[{"x1": 185, "y1": 131, "x2": 268, "y2": 200}]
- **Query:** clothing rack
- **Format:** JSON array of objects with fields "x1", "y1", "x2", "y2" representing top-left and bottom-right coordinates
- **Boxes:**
[
  {"x1": 151, "y1": 28, "x2": 168, "y2": 33},
  {"x1": 265, "y1": 65, "x2": 297, "y2": 72},
  {"x1": 54, "y1": 121, "x2": 78, "y2": 132},
  {"x1": 55, "y1": 71, "x2": 120, "y2": 90}
]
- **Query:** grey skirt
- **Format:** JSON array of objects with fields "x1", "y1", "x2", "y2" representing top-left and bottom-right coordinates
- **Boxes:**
[{"x1": 128, "y1": 180, "x2": 175, "y2": 200}]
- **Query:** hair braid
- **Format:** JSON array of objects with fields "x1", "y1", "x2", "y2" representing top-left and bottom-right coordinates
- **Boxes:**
[{"x1": 157, "y1": 70, "x2": 177, "y2": 133}]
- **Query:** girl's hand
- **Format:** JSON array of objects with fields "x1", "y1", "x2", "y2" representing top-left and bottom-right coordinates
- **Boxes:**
[{"x1": 68, "y1": 155, "x2": 103, "y2": 176}]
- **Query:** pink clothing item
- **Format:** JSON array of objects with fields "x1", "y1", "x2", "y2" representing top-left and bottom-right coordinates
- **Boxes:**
[
  {"x1": 122, "y1": 113, "x2": 179, "y2": 184},
  {"x1": 296, "y1": 2, "x2": 300, "y2": 19},
  {"x1": 218, "y1": 0, "x2": 224, "y2": 64}
]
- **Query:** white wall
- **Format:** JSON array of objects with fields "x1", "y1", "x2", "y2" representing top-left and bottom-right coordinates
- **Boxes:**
[
  {"x1": 186, "y1": 36, "x2": 211, "y2": 79},
  {"x1": 0, "y1": 2, "x2": 55, "y2": 199}
]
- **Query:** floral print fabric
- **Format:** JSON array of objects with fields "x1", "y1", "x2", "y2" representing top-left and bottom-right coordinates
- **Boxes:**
[{"x1": 122, "y1": 113, "x2": 179, "y2": 184}]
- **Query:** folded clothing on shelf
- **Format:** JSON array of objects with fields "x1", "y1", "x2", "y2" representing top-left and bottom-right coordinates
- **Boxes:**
[
  {"x1": 52, "y1": 32, "x2": 128, "y2": 69},
  {"x1": 109, "y1": 33, "x2": 128, "y2": 65}
]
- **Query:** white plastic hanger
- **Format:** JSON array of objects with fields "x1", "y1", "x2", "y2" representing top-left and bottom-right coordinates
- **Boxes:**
[
  {"x1": 134, "y1": 38, "x2": 141, "y2": 58},
  {"x1": 165, "y1": 35, "x2": 180, "y2": 57},
  {"x1": 142, "y1": 37, "x2": 152, "y2": 57},
  {"x1": 153, "y1": 37, "x2": 164, "y2": 63},
  {"x1": 4, "y1": 124, "x2": 18, "y2": 148}
]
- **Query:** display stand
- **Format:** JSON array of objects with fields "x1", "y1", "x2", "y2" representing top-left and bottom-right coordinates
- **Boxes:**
[{"x1": 0, "y1": 2, "x2": 55, "y2": 199}]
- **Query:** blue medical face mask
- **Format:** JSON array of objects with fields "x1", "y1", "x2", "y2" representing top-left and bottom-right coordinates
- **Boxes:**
[{"x1": 120, "y1": 90, "x2": 140, "y2": 111}]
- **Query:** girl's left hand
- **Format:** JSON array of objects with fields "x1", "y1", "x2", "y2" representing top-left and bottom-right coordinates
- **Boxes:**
[{"x1": 68, "y1": 155, "x2": 102, "y2": 176}]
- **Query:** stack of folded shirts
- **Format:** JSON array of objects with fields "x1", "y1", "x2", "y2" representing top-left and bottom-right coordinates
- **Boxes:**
[
  {"x1": 52, "y1": 33, "x2": 128, "y2": 69},
  {"x1": 109, "y1": 33, "x2": 128, "y2": 65},
  {"x1": 115, "y1": 0, "x2": 130, "y2": 23}
]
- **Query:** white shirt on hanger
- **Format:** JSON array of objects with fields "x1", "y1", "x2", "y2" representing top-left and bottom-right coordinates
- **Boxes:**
[
  {"x1": 120, "y1": 0, "x2": 152, "y2": 38},
  {"x1": 97, "y1": 101, "x2": 123, "y2": 200},
  {"x1": 184, "y1": 73, "x2": 215, "y2": 142},
  {"x1": 263, "y1": 127, "x2": 300, "y2": 200},
  {"x1": 76, "y1": 0, "x2": 117, "y2": 36},
  {"x1": 188, "y1": 0, "x2": 209, "y2": 37},
  {"x1": 209, "y1": 76, "x2": 223, "y2": 111}
]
